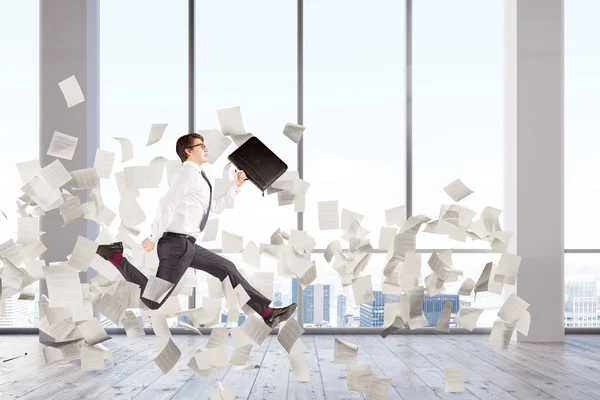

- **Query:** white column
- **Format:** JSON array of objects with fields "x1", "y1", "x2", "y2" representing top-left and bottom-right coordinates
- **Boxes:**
[
  {"x1": 39, "y1": 0, "x2": 99, "y2": 340},
  {"x1": 504, "y1": 0, "x2": 564, "y2": 342}
]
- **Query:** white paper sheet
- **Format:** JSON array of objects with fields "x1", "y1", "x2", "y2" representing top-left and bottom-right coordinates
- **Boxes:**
[
  {"x1": 241, "y1": 314, "x2": 271, "y2": 345},
  {"x1": 41, "y1": 159, "x2": 72, "y2": 189},
  {"x1": 443, "y1": 179, "x2": 473, "y2": 202},
  {"x1": 200, "y1": 218, "x2": 219, "y2": 242},
  {"x1": 455, "y1": 307, "x2": 484, "y2": 331},
  {"x1": 199, "y1": 129, "x2": 232, "y2": 164},
  {"x1": 47, "y1": 131, "x2": 78, "y2": 160},
  {"x1": 333, "y1": 338, "x2": 358, "y2": 364},
  {"x1": 282, "y1": 122, "x2": 305, "y2": 144},
  {"x1": 81, "y1": 345, "x2": 105, "y2": 371},
  {"x1": 70, "y1": 168, "x2": 99, "y2": 190},
  {"x1": 146, "y1": 123, "x2": 168, "y2": 146},
  {"x1": 78, "y1": 318, "x2": 111, "y2": 345},
  {"x1": 121, "y1": 310, "x2": 145, "y2": 337},
  {"x1": 222, "y1": 230, "x2": 243, "y2": 253},
  {"x1": 142, "y1": 276, "x2": 174, "y2": 303},
  {"x1": 489, "y1": 320, "x2": 516, "y2": 349},
  {"x1": 113, "y1": 137, "x2": 134, "y2": 163},
  {"x1": 352, "y1": 275, "x2": 375, "y2": 305},
  {"x1": 347, "y1": 364, "x2": 372, "y2": 393},
  {"x1": 154, "y1": 338, "x2": 181, "y2": 374},
  {"x1": 68, "y1": 236, "x2": 99, "y2": 272},
  {"x1": 276, "y1": 317, "x2": 304, "y2": 353},
  {"x1": 435, "y1": 301, "x2": 453, "y2": 333},
  {"x1": 217, "y1": 106, "x2": 246, "y2": 136},
  {"x1": 444, "y1": 366, "x2": 465, "y2": 392},
  {"x1": 58, "y1": 75, "x2": 85, "y2": 108},
  {"x1": 385, "y1": 205, "x2": 406, "y2": 227},
  {"x1": 43, "y1": 264, "x2": 83, "y2": 308},
  {"x1": 498, "y1": 293, "x2": 529, "y2": 323}
]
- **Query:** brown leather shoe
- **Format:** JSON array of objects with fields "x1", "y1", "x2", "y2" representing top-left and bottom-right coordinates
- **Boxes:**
[{"x1": 263, "y1": 303, "x2": 297, "y2": 328}]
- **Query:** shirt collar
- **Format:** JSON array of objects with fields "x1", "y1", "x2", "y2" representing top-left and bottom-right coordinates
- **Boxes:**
[{"x1": 183, "y1": 160, "x2": 202, "y2": 172}]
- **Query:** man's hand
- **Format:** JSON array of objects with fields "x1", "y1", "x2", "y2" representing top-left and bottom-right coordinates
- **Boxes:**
[
  {"x1": 233, "y1": 169, "x2": 248, "y2": 187},
  {"x1": 142, "y1": 238, "x2": 155, "y2": 252}
]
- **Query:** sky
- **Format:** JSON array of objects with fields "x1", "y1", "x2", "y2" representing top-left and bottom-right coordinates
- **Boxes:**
[{"x1": 1, "y1": 0, "x2": 599, "y2": 328}]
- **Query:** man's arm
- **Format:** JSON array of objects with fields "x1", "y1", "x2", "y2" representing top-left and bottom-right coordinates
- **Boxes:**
[{"x1": 148, "y1": 169, "x2": 191, "y2": 243}]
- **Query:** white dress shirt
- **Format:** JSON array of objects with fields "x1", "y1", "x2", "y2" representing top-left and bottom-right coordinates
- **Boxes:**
[{"x1": 149, "y1": 160, "x2": 240, "y2": 243}]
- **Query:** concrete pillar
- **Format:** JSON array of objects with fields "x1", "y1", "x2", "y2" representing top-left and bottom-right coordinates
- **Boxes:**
[
  {"x1": 504, "y1": 0, "x2": 564, "y2": 342},
  {"x1": 39, "y1": 0, "x2": 99, "y2": 340}
]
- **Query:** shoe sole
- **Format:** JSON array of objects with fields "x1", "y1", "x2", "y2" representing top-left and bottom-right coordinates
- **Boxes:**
[{"x1": 270, "y1": 303, "x2": 298, "y2": 327}]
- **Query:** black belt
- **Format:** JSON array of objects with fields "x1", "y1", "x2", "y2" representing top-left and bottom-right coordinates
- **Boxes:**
[{"x1": 163, "y1": 232, "x2": 196, "y2": 244}]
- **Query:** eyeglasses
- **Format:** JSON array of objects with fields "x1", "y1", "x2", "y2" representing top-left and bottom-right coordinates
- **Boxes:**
[{"x1": 188, "y1": 143, "x2": 206, "y2": 150}]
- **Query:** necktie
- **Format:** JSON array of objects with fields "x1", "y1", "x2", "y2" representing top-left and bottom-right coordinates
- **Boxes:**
[{"x1": 200, "y1": 170, "x2": 212, "y2": 232}]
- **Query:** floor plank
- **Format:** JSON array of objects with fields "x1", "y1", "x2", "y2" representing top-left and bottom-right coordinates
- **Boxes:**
[{"x1": 1, "y1": 334, "x2": 600, "y2": 399}]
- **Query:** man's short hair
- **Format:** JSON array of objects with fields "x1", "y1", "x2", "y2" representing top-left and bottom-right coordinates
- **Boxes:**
[{"x1": 176, "y1": 133, "x2": 204, "y2": 163}]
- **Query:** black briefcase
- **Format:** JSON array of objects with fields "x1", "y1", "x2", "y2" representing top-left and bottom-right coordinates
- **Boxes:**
[{"x1": 227, "y1": 136, "x2": 288, "y2": 195}]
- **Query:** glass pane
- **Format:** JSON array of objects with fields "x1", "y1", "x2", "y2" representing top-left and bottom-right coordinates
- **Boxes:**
[
  {"x1": 0, "y1": 0, "x2": 40, "y2": 328},
  {"x1": 100, "y1": 0, "x2": 188, "y2": 238},
  {"x1": 303, "y1": 0, "x2": 406, "y2": 249},
  {"x1": 195, "y1": 0, "x2": 297, "y2": 249},
  {"x1": 565, "y1": 254, "x2": 600, "y2": 327},
  {"x1": 304, "y1": 252, "x2": 501, "y2": 328},
  {"x1": 565, "y1": 1, "x2": 600, "y2": 249},
  {"x1": 412, "y1": 0, "x2": 504, "y2": 250}
]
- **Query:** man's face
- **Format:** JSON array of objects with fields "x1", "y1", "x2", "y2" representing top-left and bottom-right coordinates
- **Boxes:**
[{"x1": 187, "y1": 138, "x2": 208, "y2": 165}]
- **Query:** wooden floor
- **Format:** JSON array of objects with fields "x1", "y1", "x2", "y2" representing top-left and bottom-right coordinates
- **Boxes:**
[{"x1": 1, "y1": 334, "x2": 600, "y2": 399}]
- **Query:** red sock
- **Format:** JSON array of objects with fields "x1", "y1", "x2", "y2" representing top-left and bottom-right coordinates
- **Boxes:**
[
  {"x1": 261, "y1": 307, "x2": 272, "y2": 318},
  {"x1": 108, "y1": 253, "x2": 123, "y2": 267}
]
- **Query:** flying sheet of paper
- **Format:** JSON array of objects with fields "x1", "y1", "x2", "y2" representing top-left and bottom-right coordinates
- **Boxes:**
[
  {"x1": 198, "y1": 129, "x2": 232, "y2": 164},
  {"x1": 47, "y1": 131, "x2": 78, "y2": 160},
  {"x1": 24, "y1": 176, "x2": 60, "y2": 209},
  {"x1": 70, "y1": 168, "x2": 99, "y2": 190},
  {"x1": 474, "y1": 262, "x2": 493, "y2": 293},
  {"x1": 289, "y1": 352, "x2": 310, "y2": 382},
  {"x1": 147, "y1": 310, "x2": 171, "y2": 338},
  {"x1": 81, "y1": 346, "x2": 105, "y2": 371},
  {"x1": 17, "y1": 217, "x2": 40, "y2": 245},
  {"x1": 381, "y1": 316, "x2": 405, "y2": 338},
  {"x1": 90, "y1": 254, "x2": 119, "y2": 280},
  {"x1": 241, "y1": 314, "x2": 271, "y2": 345},
  {"x1": 206, "y1": 326, "x2": 229, "y2": 349},
  {"x1": 455, "y1": 307, "x2": 484, "y2": 331},
  {"x1": 516, "y1": 310, "x2": 531, "y2": 336},
  {"x1": 458, "y1": 278, "x2": 476, "y2": 296},
  {"x1": 352, "y1": 275, "x2": 375, "y2": 305},
  {"x1": 120, "y1": 310, "x2": 145, "y2": 337},
  {"x1": 231, "y1": 326, "x2": 254, "y2": 348},
  {"x1": 341, "y1": 208, "x2": 364, "y2": 232},
  {"x1": 16, "y1": 159, "x2": 42, "y2": 184},
  {"x1": 282, "y1": 122, "x2": 305, "y2": 144},
  {"x1": 444, "y1": 366, "x2": 465, "y2": 392},
  {"x1": 443, "y1": 179, "x2": 473, "y2": 202},
  {"x1": 436, "y1": 301, "x2": 453, "y2": 333},
  {"x1": 489, "y1": 320, "x2": 516, "y2": 349},
  {"x1": 142, "y1": 276, "x2": 174, "y2": 303},
  {"x1": 222, "y1": 230, "x2": 243, "y2": 253},
  {"x1": 43, "y1": 264, "x2": 83, "y2": 308},
  {"x1": 93, "y1": 148, "x2": 115, "y2": 179},
  {"x1": 230, "y1": 344, "x2": 253, "y2": 366},
  {"x1": 366, "y1": 375, "x2": 392, "y2": 400},
  {"x1": 498, "y1": 293, "x2": 529, "y2": 323},
  {"x1": 276, "y1": 317, "x2": 304, "y2": 353},
  {"x1": 41, "y1": 159, "x2": 72, "y2": 189},
  {"x1": 58, "y1": 75, "x2": 85, "y2": 108},
  {"x1": 347, "y1": 364, "x2": 372, "y2": 393},
  {"x1": 68, "y1": 236, "x2": 98, "y2": 272},
  {"x1": 378, "y1": 227, "x2": 397, "y2": 250},
  {"x1": 494, "y1": 252, "x2": 521, "y2": 285},
  {"x1": 154, "y1": 338, "x2": 181, "y2": 374},
  {"x1": 211, "y1": 382, "x2": 236, "y2": 400},
  {"x1": 94, "y1": 293, "x2": 126, "y2": 325},
  {"x1": 200, "y1": 218, "x2": 219, "y2": 242},
  {"x1": 113, "y1": 137, "x2": 134, "y2": 163},
  {"x1": 405, "y1": 286, "x2": 425, "y2": 319},
  {"x1": 393, "y1": 230, "x2": 416, "y2": 258},
  {"x1": 385, "y1": 205, "x2": 406, "y2": 227},
  {"x1": 242, "y1": 241, "x2": 261, "y2": 268},
  {"x1": 316, "y1": 200, "x2": 340, "y2": 230},
  {"x1": 333, "y1": 338, "x2": 358, "y2": 364},
  {"x1": 217, "y1": 106, "x2": 246, "y2": 136},
  {"x1": 119, "y1": 197, "x2": 146, "y2": 226},
  {"x1": 146, "y1": 123, "x2": 168, "y2": 146},
  {"x1": 299, "y1": 262, "x2": 317, "y2": 289},
  {"x1": 424, "y1": 273, "x2": 445, "y2": 296},
  {"x1": 78, "y1": 318, "x2": 111, "y2": 345},
  {"x1": 124, "y1": 165, "x2": 158, "y2": 189}
]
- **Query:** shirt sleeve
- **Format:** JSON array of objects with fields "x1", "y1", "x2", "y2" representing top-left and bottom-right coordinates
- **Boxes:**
[
  {"x1": 149, "y1": 170, "x2": 191, "y2": 243},
  {"x1": 210, "y1": 182, "x2": 241, "y2": 214}
]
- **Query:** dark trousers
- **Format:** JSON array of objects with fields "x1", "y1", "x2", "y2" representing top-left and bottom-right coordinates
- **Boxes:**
[{"x1": 116, "y1": 235, "x2": 272, "y2": 314}]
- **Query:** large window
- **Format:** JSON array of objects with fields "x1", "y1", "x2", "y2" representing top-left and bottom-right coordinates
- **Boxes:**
[
  {"x1": 413, "y1": 0, "x2": 504, "y2": 250},
  {"x1": 565, "y1": 1, "x2": 600, "y2": 328},
  {"x1": 100, "y1": 1, "x2": 189, "y2": 322},
  {"x1": 303, "y1": 0, "x2": 406, "y2": 250},
  {"x1": 0, "y1": 0, "x2": 40, "y2": 328}
]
